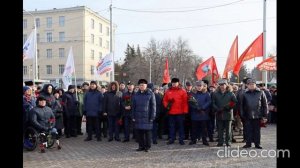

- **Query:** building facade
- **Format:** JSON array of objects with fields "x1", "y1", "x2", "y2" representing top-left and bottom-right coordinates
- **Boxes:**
[{"x1": 23, "y1": 6, "x2": 115, "y2": 87}]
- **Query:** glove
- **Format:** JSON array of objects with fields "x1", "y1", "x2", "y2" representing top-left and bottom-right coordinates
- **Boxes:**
[
  {"x1": 83, "y1": 111, "x2": 87, "y2": 115},
  {"x1": 75, "y1": 101, "x2": 79, "y2": 106}
]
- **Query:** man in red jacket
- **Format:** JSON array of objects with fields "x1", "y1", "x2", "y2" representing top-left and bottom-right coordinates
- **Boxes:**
[{"x1": 163, "y1": 78, "x2": 188, "y2": 145}]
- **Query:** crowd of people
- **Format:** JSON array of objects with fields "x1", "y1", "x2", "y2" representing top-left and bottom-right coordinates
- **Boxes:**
[{"x1": 23, "y1": 77, "x2": 277, "y2": 153}]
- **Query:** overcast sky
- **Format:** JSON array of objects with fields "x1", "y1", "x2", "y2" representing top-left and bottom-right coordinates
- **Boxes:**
[{"x1": 24, "y1": 0, "x2": 276, "y2": 75}]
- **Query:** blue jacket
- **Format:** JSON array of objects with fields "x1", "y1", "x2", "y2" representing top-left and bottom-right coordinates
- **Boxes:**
[
  {"x1": 190, "y1": 91, "x2": 211, "y2": 121},
  {"x1": 132, "y1": 89, "x2": 156, "y2": 130},
  {"x1": 83, "y1": 89, "x2": 103, "y2": 117}
]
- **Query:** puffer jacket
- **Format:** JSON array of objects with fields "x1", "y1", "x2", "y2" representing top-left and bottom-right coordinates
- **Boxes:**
[
  {"x1": 190, "y1": 91, "x2": 211, "y2": 121},
  {"x1": 39, "y1": 84, "x2": 56, "y2": 108},
  {"x1": 162, "y1": 87, "x2": 188, "y2": 115},
  {"x1": 240, "y1": 88, "x2": 268, "y2": 119},
  {"x1": 103, "y1": 91, "x2": 122, "y2": 116},
  {"x1": 132, "y1": 89, "x2": 156, "y2": 130},
  {"x1": 84, "y1": 89, "x2": 103, "y2": 117},
  {"x1": 62, "y1": 91, "x2": 79, "y2": 117},
  {"x1": 212, "y1": 88, "x2": 237, "y2": 121},
  {"x1": 30, "y1": 105, "x2": 55, "y2": 131}
]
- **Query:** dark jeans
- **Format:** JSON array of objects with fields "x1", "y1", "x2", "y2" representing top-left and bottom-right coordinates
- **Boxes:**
[
  {"x1": 269, "y1": 111, "x2": 277, "y2": 124},
  {"x1": 64, "y1": 116, "x2": 77, "y2": 136},
  {"x1": 123, "y1": 116, "x2": 131, "y2": 140},
  {"x1": 76, "y1": 116, "x2": 83, "y2": 133},
  {"x1": 245, "y1": 119, "x2": 261, "y2": 146},
  {"x1": 152, "y1": 120, "x2": 158, "y2": 142},
  {"x1": 108, "y1": 116, "x2": 120, "y2": 139},
  {"x1": 207, "y1": 114, "x2": 215, "y2": 139},
  {"x1": 99, "y1": 116, "x2": 108, "y2": 137},
  {"x1": 191, "y1": 120, "x2": 208, "y2": 142},
  {"x1": 168, "y1": 115, "x2": 185, "y2": 142},
  {"x1": 184, "y1": 114, "x2": 192, "y2": 139},
  {"x1": 136, "y1": 129, "x2": 151, "y2": 149},
  {"x1": 86, "y1": 116, "x2": 100, "y2": 139}
]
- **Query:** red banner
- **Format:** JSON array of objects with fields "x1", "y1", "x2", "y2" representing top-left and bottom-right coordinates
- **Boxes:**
[
  {"x1": 223, "y1": 36, "x2": 238, "y2": 78},
  {"x1": 233, "y1": 33, "x2": 263, "y2": 76},
  {"x1": 163, "y1": 58, "x2": 170, "y2": 83},
  {"x1": 257, "y1": 56, "x2": 276, "y2": 71},
  {"x1": 195, "y1": 56, "x2": 219, "y2": 84}
]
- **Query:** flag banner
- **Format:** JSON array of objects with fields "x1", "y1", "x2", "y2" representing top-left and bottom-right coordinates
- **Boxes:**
[
  {"x1": 23, "y1": 28, "x2": 36, "y2": 61},
  {"x1": 163, "y1": 57, "x2": 170, "y2": 83},
  {"x1": 233, "y1": 33, "x2": 263, "y2": 75},
  {"x1": 223, "y1": 35, "x2": 238, "y2": 78},
  {"x1": 257, "y1": 56, "x2": 276, "y2": 71},
  {"x1": 195, "y1": 56, "x2": 219, "y2": 84},
  {"x1": 96, "y1": 53, "x2": 113, "y2": 75},
  {"x1": 62, "y1": 47, "x2": 75, "y2": 89}
]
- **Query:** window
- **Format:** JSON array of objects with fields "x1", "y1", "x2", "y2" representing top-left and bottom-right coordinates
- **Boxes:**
[
  {"x1": 59, "y1": 16, "x2": 65, "y2": 27},
  {"x1": 59, "y1": 48, "x2": 65, "y2": 58},
  {"x1": 35, "y1": 18, "x2": 40, "y2": 28},
  {"x1": 91, "y1": 50, "x2": 94, "y2": 60},
  {"x1": 59, "y1": 32, "x2": 65, "y2": 42},
  {"x1": 91, "y1": 19, "x2": 94, "y2": 29},
  {"x1": 59, "y1": 65, "x2": 64, "y2": 74},
  {"x1": 46, "y1": 49, "x2": 52, "y2": 59},
  {"x1": 23, "y1": 34, "x2": 27, "y2": 44},
  {"x1": 23, "y1": 19, "x2": 27, "y2": 29},
  {"x1": 46, "y1": 32, "x2": 52, "y2": 42},
  {"x1": 106, "y1": 72, "x2": 109, "y2": 77},
  {"x1": 91, "y1": 65, "x2": 94, "y2": 75},
  {"x1": 46, "y1": 17, "x2": 52, "y2": 28},
  {"x1": 46, "y1": 65, "x2": 52, "y2": 74},
  {"x1": 99, "y1": 52, "x2": 102, "y2": 60},
  {"x1": 91, "y1": 34, "x2": 94, "y2": 44},
  {"x1": 106, "y1": 27, "x2": 109, "y2": 36},
  {"x1": 37, "y1": 33, "x2": 40, "y2": 43},
  {"x1": 23, "y1": 66, "x2": 28, "y2": 75},
  {"x1": 37, "y1": 49, "x2": 40, "y2": 58},
  {"x1": 106, "y1": 40, "x2": 109, "y2": 49},
  {"x1": 99, "y1": 23, "x2": 102, "y2": 33},
  {"x1": 99, "y1": 37, "x2": 102, "y2": 47}
]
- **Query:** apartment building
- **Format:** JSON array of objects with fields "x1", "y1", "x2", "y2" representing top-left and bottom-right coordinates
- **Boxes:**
[{"x1": 23, "y1": 6, "x2": 115, "y2": 87}]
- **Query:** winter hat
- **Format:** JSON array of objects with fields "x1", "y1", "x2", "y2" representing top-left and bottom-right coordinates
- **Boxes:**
[
  {"x1": 171, "y1": 78, "x2": 179, "y2": 83},
  {"x1": 68, "y1": 85, "x2": 75, "y2": 90},
  {"x1": 23, "y1": 86, "x2": 31, "y2": 93},
  {"x1": 90, "y1": 81, "x2": 97, "y2": 85},
  {"x1": 138, "y1": 79, "x2": 148, "y2": 84}
]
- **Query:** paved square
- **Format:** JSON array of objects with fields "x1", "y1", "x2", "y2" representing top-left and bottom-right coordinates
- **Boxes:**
[{"x1": 23, "y1": 123, "x2": 276, "y2": 168}]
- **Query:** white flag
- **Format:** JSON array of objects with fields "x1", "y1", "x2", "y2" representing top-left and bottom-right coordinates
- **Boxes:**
[
  {"x1": 62, "y1": 47, "x2": 75, "y2": 89},
  {"x1": 23, "y1": 28, "x2": 36, "y2": 61},
  {"x1": 96, "y1": 53, "x2": 113, "y2": 75}
]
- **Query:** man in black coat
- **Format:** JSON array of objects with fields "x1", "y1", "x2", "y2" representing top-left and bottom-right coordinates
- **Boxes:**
[{"x1": 240, "y1": 78, "x2": 268, "y2": 149}]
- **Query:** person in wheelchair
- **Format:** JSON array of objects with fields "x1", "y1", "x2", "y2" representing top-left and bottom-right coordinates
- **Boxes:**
[{"x1": 30, "y1": 95, "x2": 61, "y2": 153}]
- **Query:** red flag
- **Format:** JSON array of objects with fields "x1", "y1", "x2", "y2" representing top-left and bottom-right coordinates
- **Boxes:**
[
  {"x1": 195, "y1": 56, "x2": 219, "y2": 84},
  {"x1": 257, "y1": 56, "x2": 276, "y2": 71},
  {"x1": 233, "y1": 33, "x2": 263, "y2": 76},
  {"x1": 163, "y1": 58, "x2": 170, "y2": 83},
  {"x1": 223, "y1": 36, "x2": 238, "y2": 79}
]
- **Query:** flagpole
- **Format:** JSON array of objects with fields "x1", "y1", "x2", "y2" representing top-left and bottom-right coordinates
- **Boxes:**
[
  {"x1": 262, "y1": 0, "x2": 268, "y2": 85},
  {"x1": 71, "y1": 47, "x2": 78, "y2": 101},
  {"x1": 110, "y1": 1, "x2": 114, "y2": 82},
  {"x1": 24, "y1": 9, "x2": 38, "y2": 84}
]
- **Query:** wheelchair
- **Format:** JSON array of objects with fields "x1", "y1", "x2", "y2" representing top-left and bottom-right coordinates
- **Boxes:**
[{"x1": 23, "y1": 119, "x2": 61, "y2": 152}]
